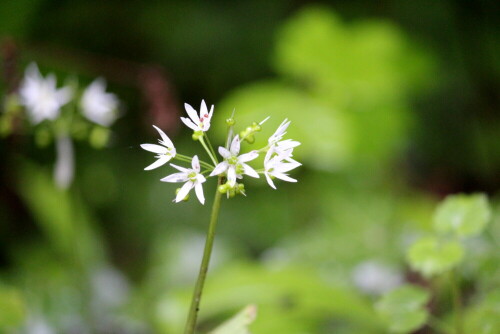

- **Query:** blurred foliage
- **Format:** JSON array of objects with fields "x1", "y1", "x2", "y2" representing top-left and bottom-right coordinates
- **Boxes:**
[
  {"x1": 376, "y1": 284, "x2": 430, "y2": 333},
  {"x1": 213, "y1": 6, "x2": 434, "y2": 175}
]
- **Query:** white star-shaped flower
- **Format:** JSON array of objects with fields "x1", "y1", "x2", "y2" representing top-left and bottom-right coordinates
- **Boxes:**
[
  {"x1": 268, "y1": 118, "x2": 291, "y2": 145},
  {"x1": 141, "y1": 125, "x2": 176, "y2": 170},
  {"x1": 263, "y1": 146, "x2": 301, "y2": 189},
  {"x1": 80, "y1": 78, "x2": 119, "y2": 126},
  {"x1": 161, "y1": 155, "x2": 207, "y2": 204},
  {"x1": 210, "y1": 135, "x2": 259, "y2": 187},
  {"x1": 19, "y1": 63, "x2": 72, "y2": 124},
  {"x1": 180, "y1": 100, "x2": 214, "y2": 132}
]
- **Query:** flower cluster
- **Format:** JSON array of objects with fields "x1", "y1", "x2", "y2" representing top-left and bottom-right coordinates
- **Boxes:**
[
  {"x1": 18, "y1": 63, "x2": 119, "y2": 127},
  {"x1": 141, "y1": 100, "x2": 301, "y2": 204},
  {"x1": 1, "y1": 62, "x2": 121, "y2": 189}
]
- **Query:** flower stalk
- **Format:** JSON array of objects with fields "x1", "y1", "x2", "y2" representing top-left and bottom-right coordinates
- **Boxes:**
[
  {"x1": 183, "y1": 176, "x2": 224, "y2": 334},
  {"x1": 140, "y1": 100, "x2": 301, "y2": 332}
]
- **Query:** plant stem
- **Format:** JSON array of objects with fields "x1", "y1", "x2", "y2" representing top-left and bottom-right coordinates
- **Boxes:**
[
  {"x1": 183, "y1": 177, "x2": 223, "y2": 334},
  {"x1": 450, "y1": 270, "x2": 463, "y2": 334},
  {"x1": 199, "y1": 135, "x2": 218, "y2": 166}
]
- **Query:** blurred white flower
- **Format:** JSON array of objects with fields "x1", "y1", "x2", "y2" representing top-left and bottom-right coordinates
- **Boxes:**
[
  {"x1": 25, "y1": 315, "x2": 55, "y2": 334},
  {"x1": 91, "y1": 266, "x2": 130, "y2": 311},
  {"x1": 352, "y1": 260, "x2": 403, "y2": 295},
  {"x1": 19, "y1": 63, "x2": 72, "y2": 124},
  {"x1": 210, "y1": 135, "x2": 259, "y2": 187},
  {"x1": 180, "y1": 100, "x2": 214, "y2": 132},
  {"x1": 53, "y1": 134, "x2": 74, "y2": 189},
  {"x1": 141, "y1": 125, "x2": 176, "y2": 170},
  {"x1": 161, "y1": 155, "x2": 206, "y2": 204},
  {"x1": 80, "y1": 78, "x2": 119, "y2": 126},
  {"x1": 264, "y1": 146, "x2": 301, "y2": 189}
]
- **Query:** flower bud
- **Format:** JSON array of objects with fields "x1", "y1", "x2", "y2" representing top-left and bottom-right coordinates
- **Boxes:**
[
  {"x1": 192, "y1": 130, "x2": 203, "y2": 141},
  {"x1": 251, "y1": 122, "x2": 261, "y2": 132},
  {"x1": 218, "y1": 184, "x2": 228, "y2": 193},
  {"x1": 226, "y1": 118, "x2": 235, "y2": 126},
  {"x1": 244, "y1": 134, "x2": 255, "y2": 144}
]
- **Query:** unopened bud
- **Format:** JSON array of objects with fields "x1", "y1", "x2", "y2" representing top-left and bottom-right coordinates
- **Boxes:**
[
  {"x1": 244, "y1": 135, "x2": 255, "y2": 144},
  {"x1": 251, "y1": 122, "x2": 261, "y2": 132},
  {"x1": 226, "y1": 118, "x2": 235, "y2": 126},
  {"x1": 218, "y1": 184, "x2": 228, "y2": 193}
]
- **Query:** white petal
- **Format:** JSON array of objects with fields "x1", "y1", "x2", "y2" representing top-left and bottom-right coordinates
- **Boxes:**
[
  {"x1": 141, "y1": 144, "x2": 167, "y2": 154},
  {"x1": 208, "y1": 104, "x2": 214, "y2": 119},
  {"x1": 218, "y1": 147, "x2": 231, "y2": 159},
  {"x1": 200, "y1": 100, "x2": 208, "y2": 118},
  {"x1": 264, "y1": 146, "x2": 275, "y2": 164},
  {"x1": 191, "y1": 155, "x2": 200, "y2": 172},
  {"x1": 227, "y1": 166, "x2": 237, "y2": 187},
  {"x1": 180, "y1": 117, "x2": 198, "y2": 131},
  {"x1": 277, "y1": 139, "x2": 301, "y2": 150},
  {"x1": 242, "y1": 163, "x2": 259, "y2": 178},
  {"x1": 184, "y1": 103, "x2": 200, "y2": 123},
  {"x1": 210, "y1": 161, "x2": 228, "y2": 176},
  {"x1": 194, "y1": 182, "x2": 205, "y2": 204},
  {"x1": 265, "y1": 173, "x2": 276, "y2": 189},
  {"x1": 175, "y1": 181, "x2": 193, "y2": 202},
  {"x1": 277, "y1": 161, "x2": 301, "y2": 173},
  {"x1": 161, "y1": 172, "x2": 187, "y2": 182},
  {"x1": 153, "y1": 125, "x2": 174, "y2": 148},
  {"x1": 268, "y1": 119, "x2": 290, "y2": 144},
  {"x1": 169, "y1": 163, "x2": 189, "y2": 173},
  {"x1": 274, "y1": 172, "x2": 297, "y2": 183},
  {"x1": 196, "y1": 174, "x2": 206, "y2": 183},
  {"x1": 238, "y1": 150, "x2": 259, "y2": 163},
  {"x1": 230, "y1": 135, "x2": 240, "y2": 155},
  {"x1": 144, "y1": 156, "x2": 171, "y2": 170}
]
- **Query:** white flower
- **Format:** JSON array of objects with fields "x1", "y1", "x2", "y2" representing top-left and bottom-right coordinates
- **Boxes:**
[
  {"x1": 274, "y1": 139, "x2": 301, "y2": 157},
  {"x1": 161, "y1": 155, "x2": 206, "y2": 204},
  {"x1": 141, "y1": 125, "x2": 176, "y2": 170},
  {"x1": 264, "y1": 147, "x2": 301, "y2": 189},
  {"x1": 352, "y1": 261, "x2": 403, "y2": 295},
  {"x1": 19, "y1": 63, "x2": 72, "y2": 124},
  {"x1": 210, "y1": 135, "x2": 259, "y2": 187},
  {"x1": 180, "y1": 100, "x2": 214, "y2": 132},
  {"x1": 268, "y1": 118, "x2": 291, "y2": 145},
  {"x1": 80, "y1": 78, "x2": 118, "y2": 126}
]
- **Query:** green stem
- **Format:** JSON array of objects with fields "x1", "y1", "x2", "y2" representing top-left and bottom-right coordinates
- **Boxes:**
[
  {"x1": 450, "y1": 270, "x2": 463, "y2": 334},
  {"x1": 204, "y1": 134, "x2": 218, "y2": 163},
  {"x1": 175, "y1": 154, "x2": 214, "y2": 170},
  {"x1": 183, "y1": 177, "x2": 223, "y2": 334},
  {"x1": 199, "y1": 135, "x2": 218, "y2": 166}
]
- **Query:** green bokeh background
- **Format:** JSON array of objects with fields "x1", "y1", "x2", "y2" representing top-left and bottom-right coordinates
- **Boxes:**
[{"x1": 0, "y1": 1, "x2": 499, "y2": 333}]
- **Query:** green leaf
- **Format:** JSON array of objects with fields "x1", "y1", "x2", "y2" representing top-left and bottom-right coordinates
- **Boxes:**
[
  {"x1": 465, "y1": 290, "x2": 500, "y2": 334},
  {"x1": 210, "y1": 305, "x2": 257, "y2": 334},
  {"x1": 407, "y1": 236, "x2": 464, "y2": 277},
  {"x1": 434, "y1": 194, "x2": 491, "y2": 237},
  {"x1": 0, "y1": 285, "x2": 25, "y2": 329},
  {"x1": 376, "y1": 285, "x2": 430, "y2": 333}
]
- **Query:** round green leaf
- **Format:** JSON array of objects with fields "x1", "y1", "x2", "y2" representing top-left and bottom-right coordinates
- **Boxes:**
[
  {"x1": 376, "y1": 284, "x2": 430, "y2": 333},
  {"x1": 407, "y1": 236, "x2": 464, "y2": 277},
  {"x1": 434, "y1": 194, "x2": 491, "y2": 237}
]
